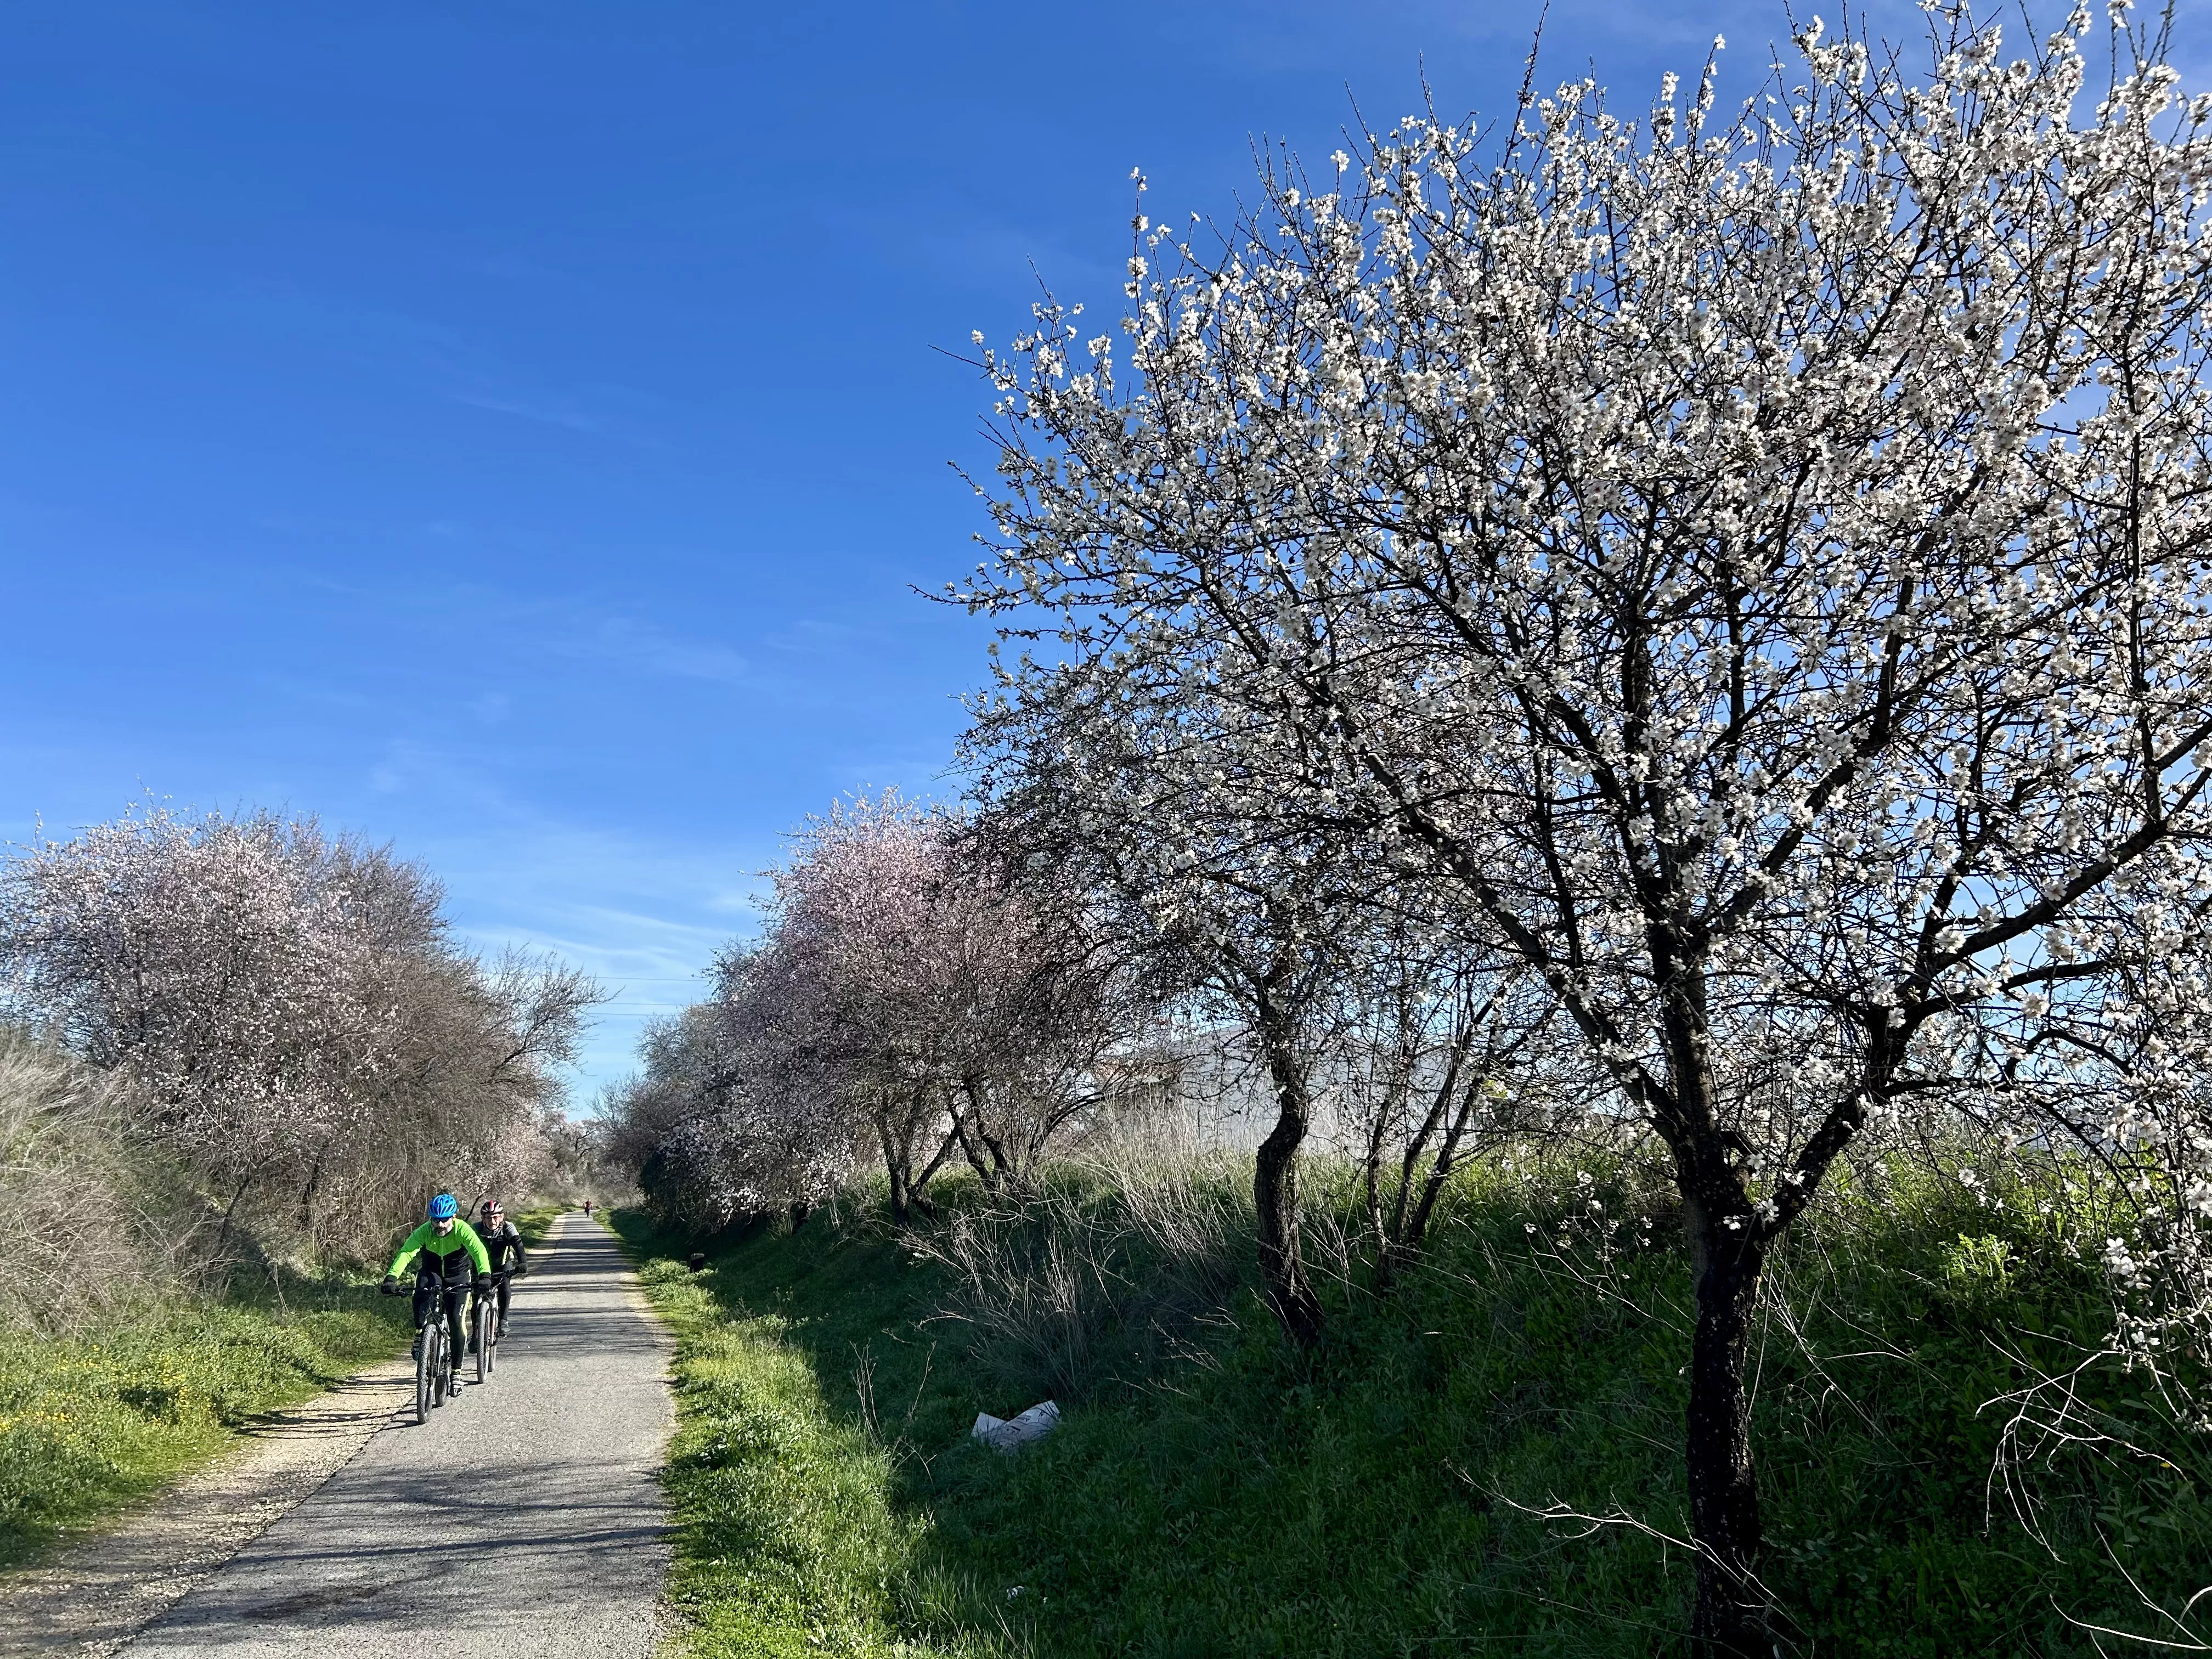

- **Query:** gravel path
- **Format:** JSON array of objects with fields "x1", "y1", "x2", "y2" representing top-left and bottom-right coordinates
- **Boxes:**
[
  {"x1": 108, "y1": 1212, "x2": 673, "y2": 1657},
  {"x1": 0, "y1": 1358, "x2": 416, "y2": 1656}
]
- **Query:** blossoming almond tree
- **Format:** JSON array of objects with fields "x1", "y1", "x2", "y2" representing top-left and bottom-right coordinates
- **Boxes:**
[
  {"x1": 613, "y1": 792, "x2": 1144, "y2": 1229},
  {"x1": 606, "y1": 983, "x2": 857, "y2": 1229},
  {"x1": 968, "y1": 668, "x2": 1555, "y2": 1338},
  {"x1": 0, "y1": 808, "x2": 382, "y2": 1203},
  {"x1": 964, "y1": 9, "x2": 2212, "y2": 1645},
  {"x1": 0, "y1": 806, "x2": 600, "y2": 1252},
  {"x1": 765, "y1": 793, "x2": 977, "y2": 1222}
]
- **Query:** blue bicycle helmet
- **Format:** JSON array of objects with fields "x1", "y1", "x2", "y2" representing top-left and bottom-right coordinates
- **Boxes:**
[{"x1": 427, "y1": 1193, "x2": 458, "y2": 1221}]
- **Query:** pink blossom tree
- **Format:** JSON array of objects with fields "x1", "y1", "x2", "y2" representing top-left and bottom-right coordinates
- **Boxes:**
[
  {"x1": 1, "y1": 808, "x2": 383, "y2": 1223},
  {"x1": 613, "y1": 791, "x2": 1144, "y2": 1229}
]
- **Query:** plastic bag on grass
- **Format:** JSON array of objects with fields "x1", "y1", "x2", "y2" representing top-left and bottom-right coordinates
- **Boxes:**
[{"x1": 971, "y1": 1400, "x2": 1059, "y2": 1452}]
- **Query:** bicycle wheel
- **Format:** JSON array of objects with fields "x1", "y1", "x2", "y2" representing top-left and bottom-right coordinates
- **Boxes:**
[
  {"x1": 484, "y1": 1297, "x2": 498, "y2": 1378},
  {"x1": 432, "y1": 1324, "x2": 452, "y2": 1408},
  {"x1": 415, "y1": 1325, "x2": 434, "y2": 1425},
  {"x1": 474, "y1": 1298, "x2": 490, "y2": 1385}
]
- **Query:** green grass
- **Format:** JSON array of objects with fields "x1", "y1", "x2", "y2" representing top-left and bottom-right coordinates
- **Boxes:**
[
  {"x1": 615, "y1": 1164, "x2": 2212, "y2": 1658},
  {"x1": 0, "y1": 1279, "x2": 411, "y2": 1566}
]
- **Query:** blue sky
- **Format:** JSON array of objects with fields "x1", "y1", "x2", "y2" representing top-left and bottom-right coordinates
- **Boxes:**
[{"x1": 0, "y1": 0, "x2": 2104, "y2": 1102}]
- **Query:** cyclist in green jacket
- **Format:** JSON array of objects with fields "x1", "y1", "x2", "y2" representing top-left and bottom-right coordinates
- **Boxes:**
[{"x1": 381, "y1": 1193, "x2": 492, "y2": 1364}]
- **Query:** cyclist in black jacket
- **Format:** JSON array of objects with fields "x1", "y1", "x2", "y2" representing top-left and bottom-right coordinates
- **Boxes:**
[{"x1": 476, "y1": 1199, "x2": 528, "y2": 1337}]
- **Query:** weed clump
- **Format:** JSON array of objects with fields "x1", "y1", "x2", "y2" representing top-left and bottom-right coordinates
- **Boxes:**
[{"x1": 908, "y1": 1153, "x2": 1254, "y2": 1404}]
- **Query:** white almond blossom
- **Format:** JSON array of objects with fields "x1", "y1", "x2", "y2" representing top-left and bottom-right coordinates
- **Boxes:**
[
  {"x1": 612, "y1": 791, "x2": 1141, "y2": 1229},
  {"x1": 961, "y1": 10, "x2": 2212, "y2": 1644}
]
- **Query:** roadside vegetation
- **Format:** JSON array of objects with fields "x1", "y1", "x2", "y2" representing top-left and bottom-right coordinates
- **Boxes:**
[
  {"x1": 606, "y1": 7, "x2": 2212, "y2": 1649},
  {"x1": 617, "y1": 1153, "x2": 2212, "y2": 1658},
  {"x1": 0, "y1": 1283, "x2": 408, "y2": 1566}
]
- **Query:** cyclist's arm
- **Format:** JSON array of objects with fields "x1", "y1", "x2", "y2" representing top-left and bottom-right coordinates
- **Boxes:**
[
  {"x1": 386, "y1": 1222, "x2": 433, "y2": 1279},
  {"x1": 507, "y1": 1224, "x2": 528, "y2": 1273}
]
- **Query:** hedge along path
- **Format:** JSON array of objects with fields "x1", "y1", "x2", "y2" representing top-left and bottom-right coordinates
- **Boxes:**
[{"x1": 0, "y1": 1356, "x2": 417, "y2": 1655}]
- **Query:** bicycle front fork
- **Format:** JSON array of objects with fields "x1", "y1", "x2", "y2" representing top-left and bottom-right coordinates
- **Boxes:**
[{"x1": 411, "y1": 1279, "x2": 466, "y2": 1357}]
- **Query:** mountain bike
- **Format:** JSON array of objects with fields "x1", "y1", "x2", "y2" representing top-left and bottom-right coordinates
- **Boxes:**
[
  {"x1": 385, "y1": 1277, "x2": 461, "y2": 1424},
  {"x1": 470, "y1": 1270, "x2": 514, "y2": 1385},
  {"x1": 421, "y1": 1313, "x2": 449, "y2": 1421}
]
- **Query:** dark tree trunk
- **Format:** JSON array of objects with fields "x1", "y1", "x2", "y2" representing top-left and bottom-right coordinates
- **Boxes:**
[
  {"x1": 1359, "y1": 1098, "x2": 1391, "y2": 1271},
  {"x1": 881, "y1": 1093, "x2": 956, "y2": 1227},
  {"x1": 948, "y1": 1108, "x2": 995, "y2": 1188},
  {"x1": 878, "y1": 1116, "x2": 916, "y2": 1226},
  {"x1": 213, "y1": 1164, "x2": 262, "y2": 1262},
  {"x1": 977, "y1": 1125, "x2": 1014, "y2": 1184},
  {"x1": 1686, "y1": 1216, "x2": 1770, "y2": 1655},
  {"x1": 1643, "y1": 921, "x2": 1779, "y2": 1653},
  {"x1": 950, "y1": 1079, "x2": 1012, "y2": 1192},
  {"x1": 1373, "y1": 1028, "x2": 1479, "y2": 1290},
  {"x1": 297, "y1": 1146, "x2": 326, "y2": 1232},
  {"x1": 1252, "y1": 1007, "x2": 1323, "y2": 1347},
  {"x1": 970, "y1": 1087, "x2": 1015, "y2": 1188},
  {"x1": 906, "y1": 1103, "x2": 960, "y2": 1220},
  {"x1": 1396, "y1": 1064, "x2": 1484, "y2": 1265}
]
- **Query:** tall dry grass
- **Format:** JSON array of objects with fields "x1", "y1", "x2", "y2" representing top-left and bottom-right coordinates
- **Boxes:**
[
  {"x1": 908, "y1": 1148, "x2": 1256, "y2": 1402},
  {"x1": 0, "y1": 1033, "x2": 204, "y2": 1329}
]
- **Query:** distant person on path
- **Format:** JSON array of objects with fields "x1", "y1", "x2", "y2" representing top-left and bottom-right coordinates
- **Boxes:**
[
  {"x1": 382, "y1": 1193, "x2": 492, "y2": 1362},
  {"x1": 583, "y1": 1199, "x2": 594, "y2": 1219},
  {"x1": 476, "y1": 1199, "x2": 528, "y2": 1338}
]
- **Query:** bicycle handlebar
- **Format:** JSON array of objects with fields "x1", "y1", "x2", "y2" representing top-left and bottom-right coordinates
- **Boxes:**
[{"x1": 384, "y1": 1267, "x2": 517, "y2": 1295}]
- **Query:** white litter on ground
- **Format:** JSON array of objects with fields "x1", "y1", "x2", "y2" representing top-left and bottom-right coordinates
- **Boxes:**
[{"x1": 971, "y1": 1401, "x2": 1060, "y2": 1452}]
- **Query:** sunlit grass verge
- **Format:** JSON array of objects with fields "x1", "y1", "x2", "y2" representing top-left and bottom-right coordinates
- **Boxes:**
[
  {"x1": 0, "y1": 1283, "x2": 410, "y2": 1567},
  {"x1": 627, "y1": 1249, "x2": 1011, "y2": 1658},
  {"x1": 618, "y1": 1155, "x2": 2212, "y2": 1658}
]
